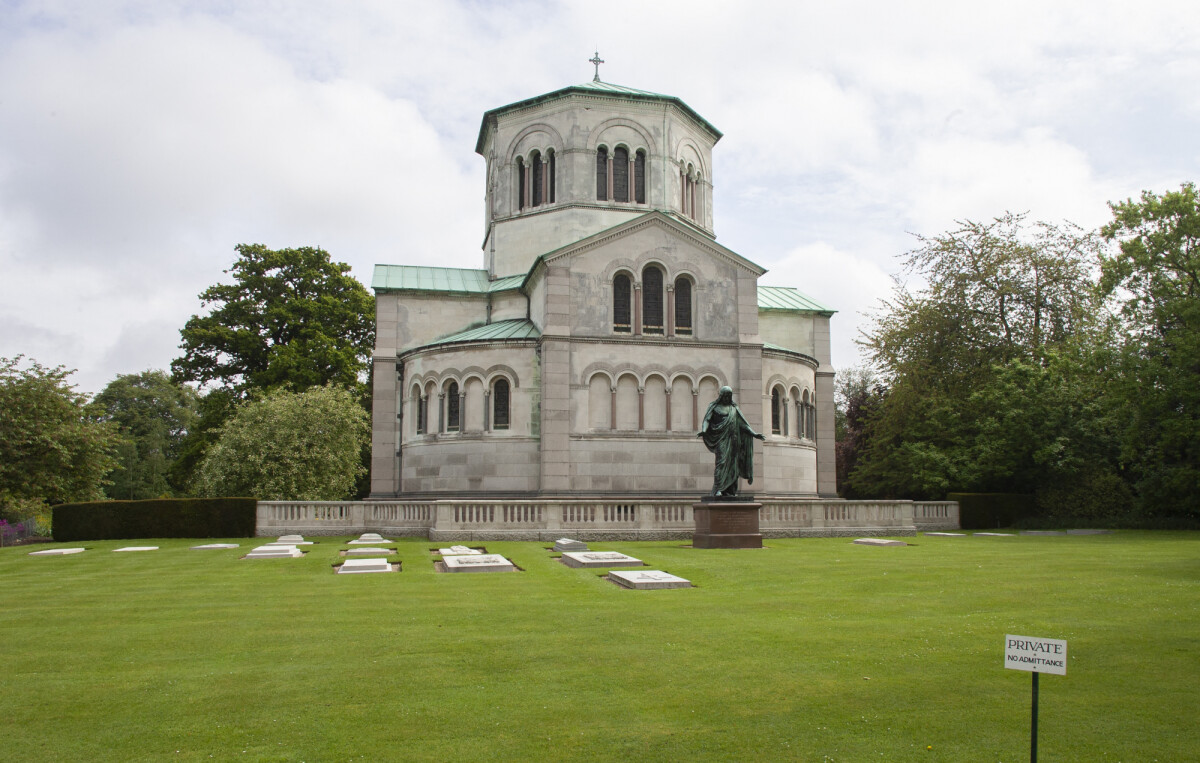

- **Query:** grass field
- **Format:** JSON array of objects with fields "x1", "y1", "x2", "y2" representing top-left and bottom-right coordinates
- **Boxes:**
[{"x1": 2, "y1": 532, "x2": 1196, "y2": 761}]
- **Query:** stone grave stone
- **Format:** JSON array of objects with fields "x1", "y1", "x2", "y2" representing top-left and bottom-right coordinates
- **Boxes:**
[
  {"x1": 553, "y1": 538, "x2": 588, "y2": 552},
  {"x1": 853, "y1": 538, "x2": 908, "y2": 547},
  {"x1": 974, "y1": 533, "x2": 1014, "y2": 537},
  {"x1": 113, "y1": 546, "x2": 158, "y2": 552},
  {"x1": 441, "y1": 554, "x2": 514, "y2": 573},
  {"x1": 28, "y1": 547, "x2": 85, "y2": 556},
  {"x1": 277, "y1": 535, "x2": 304, "y2": 543},
  {"x1": 344, "y1": 547, "x2": 394, "y2": 556},
  {"x1": 191, "y1": 543, "x2": 241, "y2": 549},
  {"x1": 561, "y1": 551, "x2": 643, "y2": 569},
  {"x1": 924, "y1": 532, "x2": 966, "y2": 537},
  {"x1": 337, "y1": 558, "x2": 393, "y2": 574},
  {"x1": 610, "y1": 570, "x2": 692, "y2": 590},
  {"x1": 438, "y1": 545, "x2": 481, "y2": 555},
  {"x1": 1020, "y1": 531, "x2": 1066, "y2": 536},
  {"x1": 348, "y1": 533, "x2": 389, "y2": 545},
  {"x1": 245, "y1": 545, "x2": 304, "y2": 559},
  {"x1": 1067, "y1": 529, "x2": 1113, "y2": 535}
]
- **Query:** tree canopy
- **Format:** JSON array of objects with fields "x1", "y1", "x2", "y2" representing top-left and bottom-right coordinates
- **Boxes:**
[
  {"x1": 1101, "y1": 183, "x2": 1200, "y2": 518},
  {"x1": 194, "y1": 385, "x2": 369, "y2": 501},
  {"x1": 172, "y1": 244, "x2": 374, "y2": 397},
  {"x1": 93, "y1": 370, "x2": 200, "y2": 500},
  {"x1": 0, "y1": 357, "x2": 122, "y2": 519}
]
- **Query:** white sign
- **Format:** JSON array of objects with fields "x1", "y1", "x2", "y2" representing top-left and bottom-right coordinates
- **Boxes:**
[{"x1": 1005, "y1": 634, "x2": 1068, "y2": 675}]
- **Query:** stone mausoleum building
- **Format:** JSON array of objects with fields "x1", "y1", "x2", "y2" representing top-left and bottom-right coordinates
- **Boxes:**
[{"x1": 368, "y1": 76, "x2": 837, "y2": 502}]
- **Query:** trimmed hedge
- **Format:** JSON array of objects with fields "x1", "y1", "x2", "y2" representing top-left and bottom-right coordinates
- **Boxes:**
[
  {"x1": 948, "y1": 492, "x2": 1034, "y2": 530},
  {"x1": 52, "y1": 498, "x2": 257, "y2": 541}
]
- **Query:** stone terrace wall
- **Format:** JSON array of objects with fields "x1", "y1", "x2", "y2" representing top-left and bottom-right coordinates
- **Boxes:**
[{"x1": 257, "y1": 498, "x2": 959, "y2": 541}]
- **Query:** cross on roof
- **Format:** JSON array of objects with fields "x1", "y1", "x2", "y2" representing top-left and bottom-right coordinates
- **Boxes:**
[{"x1": 589, "y1": 51, "x2": 605, "y2": 82}]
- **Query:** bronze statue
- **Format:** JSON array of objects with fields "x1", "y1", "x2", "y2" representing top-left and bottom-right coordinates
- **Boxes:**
[{"x1": 697, "y1": 386, "x2": 765, "y2": 497}]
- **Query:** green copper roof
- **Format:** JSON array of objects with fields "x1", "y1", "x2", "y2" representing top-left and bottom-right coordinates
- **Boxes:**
[
  {"x1": 372, "y1": 265, "x2": 522, "y2": 294},
  {"x1": 476, "y1": 80, "x2": 721, "y2": 154},
  {"x1": 757, "y1": 286, "x2": 835, "y2": 314},
  {"x1": 425, "y1": 319, "x2": 540, "y2": 347}
]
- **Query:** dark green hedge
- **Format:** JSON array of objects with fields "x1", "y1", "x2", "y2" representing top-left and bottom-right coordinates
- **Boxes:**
[
  {"x1": 52, "y1": 498, "x2": 257, "y2": 541},
  {"x1": 948, "y1": 492, "x2": 1034, "y2": 530}
]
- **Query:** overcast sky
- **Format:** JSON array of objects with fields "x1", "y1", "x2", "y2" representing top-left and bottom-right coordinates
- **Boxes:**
[{"x1": 2, "y1": 0, "x2": 1198, "y2": 395}]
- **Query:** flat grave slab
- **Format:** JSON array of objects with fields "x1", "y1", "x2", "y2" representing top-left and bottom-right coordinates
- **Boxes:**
[
  {"x1": 610, "y1": 570, "x2": 692, "y2": 590},
  {"x1": 1020, "y1": 531, "x2": 1066, "y2": 536},
  {"x1": 1067, "y1": 529, "x2": 1113, "y2": 535},
  {"x1": 344, "y1": 547, "x2": 395, "y2": 556},
  {"x1": 28, "y1": 547, "x2": 85, "y2": 556},
  {"x1": 245, "y1": 546, "x2": 305, "y2": 559},
  {"x1": 348, "y1": 533, "x2": 390, "y2": 545},
  {"x1": 113, "y1": 546, "x2": 158, "y2": 552},
  {"x1": 924, "y1": 532, "x2": 966, "y2": 537},
  {"x1": 441, "y1": 554, "x2": 514, "y2": 573},
  {"x1": 337, "y1": 558, "x2": 393, "y2": 574},
  {"x1": 561, "y1": 551, "x2": 643, "y2": 569},
  {"x1": 853, "y1": 538, "x2": 908, "y2": 547},
  {"x1": 553, "y1": 538, "x2": 588, "y2": 552},
  {"x1": 276, "y1": 535, "x2": 304, "y2": 542},
  {"x1": 191, "y1": 543, "x2": 240, "y2": 549},
  {"x1": 974, "y1": 533, "x2": 1014, "y2": 537},
  {"x1": 438, "y1": 545, "x2": 481, "y2": 555}
]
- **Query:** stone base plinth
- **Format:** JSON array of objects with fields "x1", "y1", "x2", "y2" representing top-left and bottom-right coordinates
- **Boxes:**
[{"x1": 692, "y1": 501, "x2": 763, "y2": 548}]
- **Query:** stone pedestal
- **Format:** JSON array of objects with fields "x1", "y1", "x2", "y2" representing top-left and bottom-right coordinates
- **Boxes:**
[{"x1": 692, "y1": 498, "x2": 763, "y2": 548}]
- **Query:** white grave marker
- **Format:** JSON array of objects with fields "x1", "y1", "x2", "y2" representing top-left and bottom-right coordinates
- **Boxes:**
[
  {"x1": 348, "y1": 533, "x2": 390, "y2": 544},
  {"x1": 553, "y1": 538, "x2": 588, "y2": 552},
  {"x1": 561, "y1": 551, "x2": 643, "y2": 569},
  {"x1": 853, "y1": 538, "x2": 907, "y2": 547},
  {"x1": 438, "y1": 545, "x2": 481, "y2": 555},
  {"x1": 338, "y1": 558, "x2": 393, "y2": 574},
  {"x1": 28, "y1": 547, "x2": 85, "y2": 556},
  {"x1": 610, "y1": 570, "x2": 692, "y2": 590},
  {"x1": 191, "y1": 543, "x2": 240, "y2": 549},
  {"x1": 113, "y1": 546, "x2": 158, "y2": 552},
  {"x1": 442, "y1": 554, "x2": 514, "y2": 573},
  {"x1": 245, "y1": 545, "x2": 304, "y2": 559},
  {"x1": 345, "y1": 547, "x2": 394, "y2": 556}
]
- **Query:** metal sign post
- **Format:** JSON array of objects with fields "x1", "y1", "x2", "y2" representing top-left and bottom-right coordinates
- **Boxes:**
[{"x1": 1004, "y1": 635, "x2": 1067, "y2": 763}]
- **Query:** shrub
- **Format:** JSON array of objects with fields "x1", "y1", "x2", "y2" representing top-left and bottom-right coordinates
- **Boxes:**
[
  {"x1": 52, "y1": 497, "x2": 257, "y2": 541},
  {"x1": 948, "y1": 492, "x2": 1034, "y2": 529}
]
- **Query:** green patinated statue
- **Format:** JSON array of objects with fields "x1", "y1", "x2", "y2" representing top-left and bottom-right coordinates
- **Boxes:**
[{"x1": 696, "y1": 386, "x2": 765, "y2": 497}]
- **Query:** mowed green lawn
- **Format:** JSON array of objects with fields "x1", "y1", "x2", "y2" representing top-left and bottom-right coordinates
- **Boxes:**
[{"x1": 2, "y1": 532, "x2": 1196, "y2": 762}]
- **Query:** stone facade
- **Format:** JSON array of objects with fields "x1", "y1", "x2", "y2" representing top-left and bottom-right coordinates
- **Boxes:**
[{"x1": 370, "y1": 79, "x2": 837, "y2": 500}]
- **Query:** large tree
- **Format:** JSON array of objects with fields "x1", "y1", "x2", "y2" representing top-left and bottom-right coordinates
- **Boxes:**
[
  {"x1": 1101, "y1": 183, "x2": 1200, "y2": 518},
  {"x1": 0, "y1": 357, "x2": 123, "y2": 519},
  {"x1": 93, "y1": 370, "x2": 200, "y2": 500},
  {"x1": 172, "y1": 244, "x2": 374, "y2": 398},
  {"x1": 194, "y1": 385, "x2": 369, "y2": 500},
  {"x1": 849, "y1": 215, "x2": 1115, "y2": 504}
]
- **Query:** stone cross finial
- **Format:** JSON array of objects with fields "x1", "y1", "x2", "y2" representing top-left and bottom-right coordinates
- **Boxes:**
[{"x1": 589, "y1": 51, "x2": 605, "y2": 82}]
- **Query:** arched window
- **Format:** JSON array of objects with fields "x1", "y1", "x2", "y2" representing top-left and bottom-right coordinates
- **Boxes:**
[
  {"x1": 613, "y1": 147, "x2": 630, "y2": 202},
  {"x1": 492, "y1": 378, "x2": 510, "y2": 430},
  {"x1": 613, "y1": 273, "x2": 631, "y2": 333},
  {"x1": 414, "y1": 387, "x2": 426, "y2": 434},
  {"x1": 771, "y1": 387, "x2": 782, "y2": 435},
  {"x1": 532, "y1": 151, "x2": 543, "y2": 207},
  {"x1": 596, "y1": 147, "x2": 609, "y2": 200},
  {"x1": 642, "y1": 266, "x2": 663, "y2": 334},
  {"x1": 674, "y1": 277, "x2": 692, "y2": 335},
  {"x1": 807, "y1": 393, "x2": 817, "y2": 440},
  {"x1": 446, "y1": 382, "x2": 460, "y2": 432},
  {"x1": 634, "y1": 150, "x2": 646, "y2": 204},
  {"x1": 517, "y1": 157, "x2": 526, "y2": 211},
  {"x1": 547, "y1": 149, "x2": 556, "y2": 203}
]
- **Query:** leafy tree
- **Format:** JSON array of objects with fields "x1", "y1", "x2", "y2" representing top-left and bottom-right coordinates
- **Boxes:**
[
  {"x1": 1101, "y1": 183, "x2": 1200, "y2": 518},
  {"x1": 194, "y1": 385, "x2": 369, "y2": 500},
  {"x1": 0, "y1": 357, "x2": 122, "y2": 519},
  {"x1": 93, "y1": 370, "x2": 200, "y2": 499},
  {"x1": 172, "y1": 244, "x2": 374, "y2": 398},
  {"x1": 833, "y1": 365, "x2": 885, "y2": 497},
  {"x1": 849, "y1": 215, "x2": 1115, "y2": 503}
]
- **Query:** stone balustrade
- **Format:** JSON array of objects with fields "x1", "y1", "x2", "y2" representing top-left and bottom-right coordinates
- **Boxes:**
[{"x1": 257, "y1": 498, "x2": 958, "y2": 540}]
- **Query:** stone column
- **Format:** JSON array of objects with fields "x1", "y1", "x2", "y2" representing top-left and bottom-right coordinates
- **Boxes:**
[
  {"x1": 369, "y1": 356, "x2": 399, "y2": 497},
  {"x1": 483, "y1": 390, "x2": 491, "y2": 432},
  {"x1": 637, "y1": 386, "x2": 645, "y2": 431},
  {"x1": 665, "y1": 283, "x2": 675, "y2": 337},
  {"x1": 438, "y1": 393, "x2": 445, "y2": 434},
  {"x1": 633, "y1": 282, "x2": 643, "y2": 336},
  {"x1": 665, "y1": 388, "x2": 672, "y2": 432}
]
